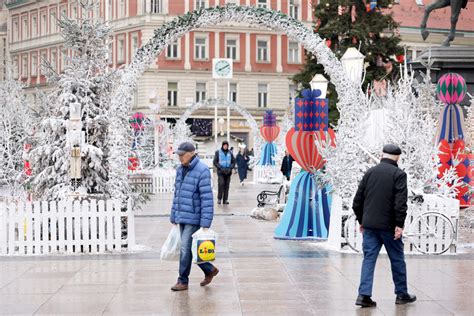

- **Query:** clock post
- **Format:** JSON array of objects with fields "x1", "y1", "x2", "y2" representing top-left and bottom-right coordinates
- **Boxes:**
[{"x1": 212, "y1": 58, "x2": 233, "y2": 148}]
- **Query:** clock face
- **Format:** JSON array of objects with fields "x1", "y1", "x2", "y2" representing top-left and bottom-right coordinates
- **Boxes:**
[{"x1": 215, "y1": 60, "x2": 231, "y2": 77}]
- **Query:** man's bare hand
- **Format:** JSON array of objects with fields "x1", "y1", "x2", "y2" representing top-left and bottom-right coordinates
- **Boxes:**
[
  {"x1": 394, "y1": 226, "x2": 403, "y2": 240},
  {"x1": 359, "y1": 225, "x2": 364, "y2": 233}
]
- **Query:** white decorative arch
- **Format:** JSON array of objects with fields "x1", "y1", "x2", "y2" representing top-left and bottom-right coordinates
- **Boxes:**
[
  {"x1": 176, "y1": 99, "x2": 259, "y2": 131},
  {"x1": 109, "y1": 5, "x2": 368, "y2": 199},
  {"x1": 173, "y1": 98, "x2": 260, "y2": 151},
  {"x1": 112, "y1": 5, "x2": 365, "y2": 117}
]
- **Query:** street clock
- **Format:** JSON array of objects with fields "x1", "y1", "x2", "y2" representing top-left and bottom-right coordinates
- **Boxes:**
[{"x1": 212, "y1": 58, "x2": 233, "y2": 79}]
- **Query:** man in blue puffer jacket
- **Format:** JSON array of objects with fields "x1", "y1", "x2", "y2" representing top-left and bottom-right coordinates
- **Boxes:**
[{"x1": 170, "y1": 142, "x2": 218, "y2": 291}]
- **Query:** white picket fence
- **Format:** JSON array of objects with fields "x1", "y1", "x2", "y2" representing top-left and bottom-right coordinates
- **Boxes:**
[
  {"x1": 253, "y1": 165, "x2": 280, "y2": 183},
  {"x1": 129, "y1": 168, "x2": 216, "y2": 194},
  {"x1": 0, "y1": 199, "x2": 135, "y2": 256},
  {"x1": 153, "y1": 169, "x2": 176, "y2": 193},
  {"x1": 328, "y1": 194, "x2": 460, "y2": 254}
]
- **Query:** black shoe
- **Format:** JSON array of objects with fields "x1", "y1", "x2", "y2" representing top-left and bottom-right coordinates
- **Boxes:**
[
  {"x1": 395, "y1": 293, "x2": 417, "y2": 305},
  {"x1": 217, "y1": 200, "x2": 221, "y2": 205},
  {"x1": 223, "y1": 201, "x2": 229, "y2": 205},
  {"x1": 355, "y1": 295, "x2": 377, "y2": 308}
]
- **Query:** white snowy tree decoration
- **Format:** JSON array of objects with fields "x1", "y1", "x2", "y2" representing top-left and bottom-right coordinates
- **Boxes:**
[
  {"x1": 382, "y1": 66, "x2": 441, "y2": 193},
  {"x1": 29, "y1": 1, "x2": 138, "y2": 203},
  {"x1": 0, "y1": 63, "x2": 34, "y2": 199}
]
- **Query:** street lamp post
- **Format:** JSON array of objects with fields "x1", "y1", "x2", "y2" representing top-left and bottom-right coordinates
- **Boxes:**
[
  {"x1": 148, "y1": 90, "x2": 161, "y2": 168},
  {"x1": 310, "y1": 74, "x2": 329, "y2": 98},
  {"x1": 341, "y1": 47, "x2": 365, "y2": 85}
]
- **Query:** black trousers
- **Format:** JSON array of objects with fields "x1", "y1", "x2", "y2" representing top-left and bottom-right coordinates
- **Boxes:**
[{"x1": 217, "y1": 174, "x2": 231, "y2": 202}]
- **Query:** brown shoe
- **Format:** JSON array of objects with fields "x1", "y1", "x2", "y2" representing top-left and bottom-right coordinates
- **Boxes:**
[
  {"x1": 171, "y1": 283, "x2": 188, "y2": 291},
  {"x1": 200, "y1": 268, "x2": 219, "y2": 286}
]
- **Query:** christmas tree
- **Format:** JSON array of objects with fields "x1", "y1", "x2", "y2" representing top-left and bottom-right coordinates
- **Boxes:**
[
  {"x1": 29, "y1": 2, "x2": 118, "y2": 199},
  {"x1": 293, "y1": 0, "x2": 404, "y2": 125}
]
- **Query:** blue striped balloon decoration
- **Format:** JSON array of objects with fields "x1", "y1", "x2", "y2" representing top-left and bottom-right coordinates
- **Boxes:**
[
  {"x1": 258, "y1": 142, "x2": 277, "y2": 166},
  {"x1": 274, "y1": 171, "x2": 332, "y2": 240}
]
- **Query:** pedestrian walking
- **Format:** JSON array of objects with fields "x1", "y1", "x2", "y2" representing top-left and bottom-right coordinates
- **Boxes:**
[
  {"x1": 352, "y1": 144, "x2": 416, "y2": 307},
  {"x1": 280, "y1": 150, "x2": 294, "y2": 181},
  {"x1": 213, "y1": 140, "x2": 235, "y2": 204},
  {"x1": 236, "y1": 146, "x2": 250, "y2": 185},
  {"x1": 170, "y1": 142, "x2": 219, "y2": 291}
]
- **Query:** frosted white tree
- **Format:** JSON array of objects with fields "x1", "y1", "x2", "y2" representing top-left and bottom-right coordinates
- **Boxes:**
[
  {"x1": 382, "y1": 67, "x2": 441, "y2": 193},
  {"x1": 0, "y1": 63, "x2": 34, "y2": 198},
  {"x1": 29, "y1": 1, "x2": 132, "y2": 201}
]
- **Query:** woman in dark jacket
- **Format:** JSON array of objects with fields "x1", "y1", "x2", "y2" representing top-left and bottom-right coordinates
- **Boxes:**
[{"x1": 236, "y1": 147, "x2": 250, "y2": 185}]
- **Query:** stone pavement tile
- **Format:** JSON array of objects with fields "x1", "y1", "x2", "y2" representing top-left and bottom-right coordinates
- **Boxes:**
[
  {"x1": 313, "y1": 308, "x2": 385, "y2": 316},
  {"x1": 66, "y1": 271, "x2": 128, "y2": 285},
  {"x1": 126, "y1": 271, "x2": 177, "y2": 284},
  {"x1": 80, "y1": 261, "x2": 135, "y2": 273},
  {"x1": 231, "y1": 262, "x2": 284, "y2": 271},
  {"x1": 375, "y1": 299, "x2": 454, "y2": 315},
  {"x1": 103, "y1": 292, "x2": 175, "y2": 314},
  {"x1": 117, "y1": 283, "x2": 174, "y2": 294},
  {"x1": 0, "y1": 294, "x2": 51, "y2": 314},
  {"x1": 240, "y1": 299, "x2": 313, "y2": 315},
  {"x1": 309, "y1": 298, "x2": 382, "y2": 314},
  {"x1": 412, "y1": 284, "x2": 474, "y2": 300},
  {"x1": 289, "y1": 273, "x2": 350, "y2": 284},
  {"x1": 173, "y1": 292, "x2": 241, "y2": 315},
  {"x1": 437, "y1": 299, "x2": 474, "y2": 314},
  {"x1": 26, "y1": 260, "x2": 88, "y2": 273},
  {"x1": 238, "y1": 289, "x2": 305, "y2": 301},
  {"x1": 236, "y1": 274, "x2": 293, "y2": 285},
  {"x1": 0, "y1": 278, "x2": 68, "y2": 294},
  {"x1": 20, "y1": 271, "x2": 77, "y2": 279},
  {"x1": 233, "y1": 269, "x2": 286, "y2": 277},
  {"x1": 34, "y1": 293, "x2": 115, "y2": 315},
  {"x1": 300, "y1": 283, "x2": 358, "y2": 301},
  {"x1": 237, "y1": 283, "x2": 297, "y2": 292},
  {"x1": 56, "y1": 284, "x2": 120, "y2": 295}
]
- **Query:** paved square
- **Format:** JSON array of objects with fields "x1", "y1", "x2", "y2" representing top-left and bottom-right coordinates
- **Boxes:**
[{"x1": 0, "y1": 175, "x2": 473, "y2": 315}]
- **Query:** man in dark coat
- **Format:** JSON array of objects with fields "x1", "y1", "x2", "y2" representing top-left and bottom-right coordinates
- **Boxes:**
[
  {"x1": 213, "y1": 141, "x2": 236, "y2": 204},
  {"x1": 170, "y1": 142, "x2": 218, "y2": 291},
  {"x1": 280, "y1": 150, "x2": 294, "y2": 181},
  {"x1": 352, "y1": 144, "x2": 416, "y2": 308}
]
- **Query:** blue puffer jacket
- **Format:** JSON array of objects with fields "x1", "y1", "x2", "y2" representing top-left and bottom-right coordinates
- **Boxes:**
[{"x1": 170, "y1": 156, "x2": 214, "y2": 228}]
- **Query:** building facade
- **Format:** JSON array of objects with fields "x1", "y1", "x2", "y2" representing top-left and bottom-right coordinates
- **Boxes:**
[
  {"x1": 5, "y1": 0, "x2": 314, "y2": 152},
  {"x1": 3, "y1": 0, "x2": 474, "y2": 152},
  {"x1": 0, "y1": 1, "x2": 8, "y2": 81}
]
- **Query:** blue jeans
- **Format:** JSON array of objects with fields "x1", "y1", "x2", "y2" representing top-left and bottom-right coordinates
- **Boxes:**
[
  {"x1": 358, "y1": 228, "x2": 408, "y2": 297},
  {"x1": 178, "y1": 224, "x2": 215, "y2": 285}
]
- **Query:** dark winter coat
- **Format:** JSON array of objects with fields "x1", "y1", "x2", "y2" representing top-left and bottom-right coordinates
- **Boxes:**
[
  {"x1": 213, "y1": 146, "x2": 236, "y2": 176},
  {"x1": 170, "y1": 156, "x2": 214, "y2": 228},
  {"x1": 236, "y1": 152, "x2": 250, "y2": 181},
  {"x1": 352, "y1": 158, "x2": 408, "y2": 231},
  {"x1": 281, "y1": 155, "x2": 294, "y2": 178}
]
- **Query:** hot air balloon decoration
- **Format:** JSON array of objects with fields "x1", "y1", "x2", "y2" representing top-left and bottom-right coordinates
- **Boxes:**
[
  {"x1": 435, "y1": 73, "x2": 470, "y2": 207},
  {"x1": 259, "y1": 110, "x2": 280, "y2": 166},
  {"x1": 275, "y1": 89, "x2": 336, "y2": 240}
]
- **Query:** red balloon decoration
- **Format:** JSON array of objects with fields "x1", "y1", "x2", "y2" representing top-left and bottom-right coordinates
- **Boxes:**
[
  {"x1": 286, "y1": 128, "x2": 336, "y2": 173},
  {"x1": 260, "y1": 125, "x2": 280, "y2": 143}
]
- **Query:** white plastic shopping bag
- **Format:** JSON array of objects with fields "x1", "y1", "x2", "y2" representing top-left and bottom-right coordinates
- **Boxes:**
[
  {"x1": 192, "y1": 228, "x2": 218, "y2": 264},
  {"x1": 160, "y1": 225, "x2": 181, "y2": 261}
]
